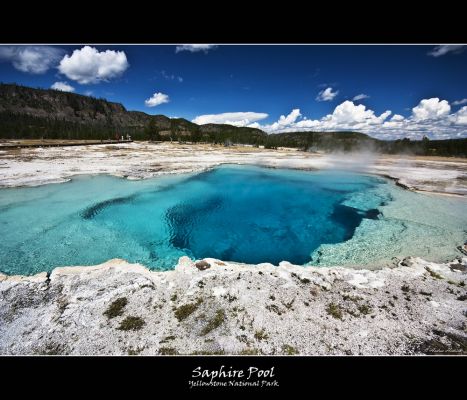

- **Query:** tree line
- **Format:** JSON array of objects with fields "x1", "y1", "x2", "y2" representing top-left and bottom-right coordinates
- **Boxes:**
[{"x1": 1, "y1": 111, "x2": 466, "y2": 157}]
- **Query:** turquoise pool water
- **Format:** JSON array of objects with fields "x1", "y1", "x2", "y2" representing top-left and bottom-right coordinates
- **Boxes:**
[{"x1": 0, "y1": 165, "x2": 466, "y2": 275}]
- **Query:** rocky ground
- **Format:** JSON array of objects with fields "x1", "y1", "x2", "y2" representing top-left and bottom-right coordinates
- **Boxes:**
[
  {"x1": 0, "y1": 256, "x2": 466, "y2": 355},
  {"x1": 1, "y1": 141, "x2": 466, "y2": 195}
]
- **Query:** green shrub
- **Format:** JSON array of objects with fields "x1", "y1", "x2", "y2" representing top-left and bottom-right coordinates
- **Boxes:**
[
  {"x1": 118, "y1": 316, "x2": 145, "y2": 331},
  {"x1": 103, "y1": 297, "x2": 128, "y2": 319}
]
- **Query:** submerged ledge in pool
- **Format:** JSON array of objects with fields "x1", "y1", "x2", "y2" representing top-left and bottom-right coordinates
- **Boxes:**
[{"x1": 0, "y1": 164, "x2": 466, "y2": 275}]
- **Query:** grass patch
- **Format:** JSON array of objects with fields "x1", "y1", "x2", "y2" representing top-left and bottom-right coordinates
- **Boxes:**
[
  {"x1": 425, "y1": 267, "x2": 443, "y2": 280},
  {"x1": 239, "y1": 348, "x2": 261, "y2": 355},
  {"x1": 326, "y1": 303, "x2": 343, "y2": 320},
  {"x1": 174, "y1": 299, "x2": 203, "y2": 321},
  {"x1": 103, "y1": 297, "x2": 128, "y2": 319},
  {"x1": 357, "y1": 304, "x2": 372, "y2": 315},
  {"x1": 117, "y1": 316, "x2": 145, "y2": 331},
  {"x1": 342, "y1": 294, "x2": 363, "y2": 302},
  {"x1": 201, "y1": 309, "x2": 226, "y2": 335},
  {"x1": 160, "y1": 335, "x2": 176, "y2": 344},
  {"x1": 36, "y1": 342, "x2": 66, "y2": 355},
  {"x1": 282, "y1": 344, "x2": 298, "y2": 355},
  {"x1": 254, "y1": 329, "x2": 269, "y2": 341},
  {"x1": 447, "y1": 280, "x2": 466, "y2": 288},
  {"x1": 159, "y1": 347, "x2": 179, "y2": 355}
]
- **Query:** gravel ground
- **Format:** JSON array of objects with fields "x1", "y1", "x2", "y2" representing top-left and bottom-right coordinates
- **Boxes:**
[{"x1": 1, "y1": 256, "x2": 465, "y2": 355}]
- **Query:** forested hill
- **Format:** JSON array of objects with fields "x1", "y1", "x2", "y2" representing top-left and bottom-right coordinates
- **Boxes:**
[
  {"x1": 0, "y1": 83, "x2": 267, "y2": 143},
  {"x1": 0, "y1": 83, "x2": 466, "y2": 157}
]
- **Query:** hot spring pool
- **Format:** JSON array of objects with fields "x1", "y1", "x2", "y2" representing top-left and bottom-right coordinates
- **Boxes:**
[{"x1": 0, "y1": 165, "x2": 466, "y2": 275}]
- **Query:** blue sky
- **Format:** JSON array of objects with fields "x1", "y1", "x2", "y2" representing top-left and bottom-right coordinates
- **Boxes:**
[{"x1": 0, "y1": 44, "x2": 466, "y2": 139}]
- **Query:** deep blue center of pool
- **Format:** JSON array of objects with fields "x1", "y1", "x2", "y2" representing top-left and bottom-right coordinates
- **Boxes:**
[{"x1": 161, "y1": 169, "x2": 380, "y2": 265}]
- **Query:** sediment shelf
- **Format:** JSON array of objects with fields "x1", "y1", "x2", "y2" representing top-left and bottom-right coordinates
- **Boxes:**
[
  {"x1": 0, "y1": 256, "x2": 466, "y2": 355},
  {"x1": 0, "y1": 141, "x2": 467, "y2": 195}
]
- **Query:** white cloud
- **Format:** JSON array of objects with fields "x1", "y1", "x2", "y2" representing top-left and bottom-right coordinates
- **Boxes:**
[
  {"x1": 452, "y1": 98, "x2": 467, "y2": 106},
  {"x1": 251, "y1": 98, "x2": 466, "y2": 140},
  {"x1": 267, "y1": 109, "x2": 302, "y2": 131},
  {"x1": 190, "y1": 97, "x2": 466, "y2": 140},
  {"x1": 279, "y1": 109, "x2": 301, "y2": 125},
  {"x1": 255, "y1": 102, "x2": 391, "y2": 134},
  {"x1": 352, "y1": 93, "x2": 370, "y2": 101},
  {"x1": 0, "y1": 45, "x2": 64, "y2": 74},
  {"x1": 295, "y1": 119, "x2": 320, "y2": 129},
  {"x1": 428, "y1": 45, "x2": 465, "y2": 57},
  {"x1": 316, "y1": 87, "x2": 338, "y2": 102},
  {"x1": 51, "y1": 81, "x2": 75, "y2": 92},
  {"x1": 145, "y1": 92, "x2": 170, "y2": 107},
  {"x1": 58, "y1": 46, "x2": 129, "y2": 84},
  {"x1": 175, "y1": 44, "x2": 217, "y2": 53},
  {"x1": 315, "y1": 101, "x2": 391, "y2": 130},
  {"x1": 412, "y1": 98, "x2": 450, "y2": 121},
  {"x1": 329, "y1": 101, "x2": 383, "y2": 124},
  {"x1": 450, "y1": 106, "x2": 467, "y2": 125},
  {"x1": 192, "y1": 112, "x2": 268, "y2": 126},
  {"x1": 391, "y1": 114, "x2": 405, "y2": 121}
]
